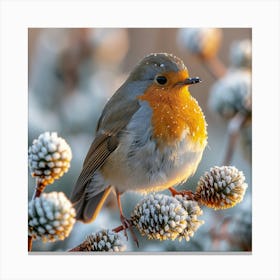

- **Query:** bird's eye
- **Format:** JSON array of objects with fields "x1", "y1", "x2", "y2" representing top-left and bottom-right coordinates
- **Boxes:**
[{"x1": 155, "y1": 76, "x2": 167, "y2": 85}]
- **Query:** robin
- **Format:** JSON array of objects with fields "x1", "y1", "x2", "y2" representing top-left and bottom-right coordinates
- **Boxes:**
[{"x1": 71, "y1": 53, "x2": 207, "y2": 243}]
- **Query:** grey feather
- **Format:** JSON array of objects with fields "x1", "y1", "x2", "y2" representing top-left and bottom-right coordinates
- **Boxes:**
[{"x1": 74, "y1": 187, "x2": 112, "y2": 223}]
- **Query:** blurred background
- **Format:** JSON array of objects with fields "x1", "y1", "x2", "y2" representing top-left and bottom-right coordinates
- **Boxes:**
[{"x1": 28, "y1": 28, "x2": 252, "y2": 252}]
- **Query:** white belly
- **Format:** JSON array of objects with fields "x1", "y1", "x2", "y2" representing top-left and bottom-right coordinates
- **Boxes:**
[
  {"x1": 100, "y1": 101, "x2": 205, "y2": 193},
  {"x1": 102, "y1": 135, "x2": 203, "y2": 194}
]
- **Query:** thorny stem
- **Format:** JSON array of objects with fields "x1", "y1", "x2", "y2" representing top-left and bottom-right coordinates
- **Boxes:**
[{"x1": 28, "y1": 179, "x2": 46, "y2": 252}]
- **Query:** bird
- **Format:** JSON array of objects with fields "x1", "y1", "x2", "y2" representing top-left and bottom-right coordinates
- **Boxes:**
[{"x1": 71, "y1": 53, "x2": 207, "y2": 243}]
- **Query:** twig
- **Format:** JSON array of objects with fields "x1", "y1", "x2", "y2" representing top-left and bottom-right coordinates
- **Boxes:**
[
  {"x1": 169, "y1": 187, "x2": 200, "y2": 201},
  {"x1": 201, "y1": 56, "x2": 227, "y2": 80},
  {"x1": 28, "y1": 236, "x2": 33, "y2": 251},
  {"x1": 32, "y1": 179, "x2": 46, "y2": 199},
  {"x1": 222, "y1": 112, "x2": 249, "y2": 166},
  {"x1": 112, "y1": 224, "x2": 125, "y2": 233},
  {"x1": 28, "y1": 179, "x2": 46, "y2": 252},
  {"x1": 68, "y1": 242, "x2": 91, "y2": 252},
  {"x1": 210, "y1": 216, "x2": 251, "y2": 251}
]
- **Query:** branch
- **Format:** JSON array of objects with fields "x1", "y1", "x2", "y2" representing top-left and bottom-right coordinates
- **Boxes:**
[
  {"x1": 28, "y1": 179, "x2": 46, "y2": 252},
  {"x1": 32, "y1": 179, "x2": 46, "y2": 199},
  {"x1": 222, "y1": 111, "x2": 250, "y2": 166},
  {"x1": 28, "y1": 236, "x2": 33, "y2": 252},
  {"x1": 201, "y1": 56, "x2": 227, "y2": 80}
]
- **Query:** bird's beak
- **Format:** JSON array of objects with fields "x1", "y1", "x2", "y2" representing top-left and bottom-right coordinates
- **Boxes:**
[{"x1": 183, "y1": 77, "x2": 201, "y2": 85}]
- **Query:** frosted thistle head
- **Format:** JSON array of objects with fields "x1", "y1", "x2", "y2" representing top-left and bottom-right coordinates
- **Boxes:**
[
  {"x1": 177, "y1": 28, "x2": 222, "y2": 59},
  {"x1": 81, "y1": 230, "x2": 126, "y2": 252},
  {"x1": 196, "y1": 166, "x2": 248, "y2": 210},
  {"x1": 28, "y1": 192, "x2": 76, "y2": 242},
  {"x1": 131, "y1": 194, "x2": 204, "y2": 241},
  {"x1": 209, "y1": 70, "x2": 251, "y2": 119},
  {"x1": 28, "y1": 132, "x2": 72, "y2": 186}
]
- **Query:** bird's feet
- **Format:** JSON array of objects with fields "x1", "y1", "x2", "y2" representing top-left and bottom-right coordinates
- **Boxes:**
[
  {"x1": 169, "y1": 187, "x2": 198, "y2": 200},
  {"x1": 120, "y1": 214, "x2": 139, "y2": 248}
]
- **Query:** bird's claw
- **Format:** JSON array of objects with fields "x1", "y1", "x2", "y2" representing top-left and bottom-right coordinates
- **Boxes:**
[
  {"x1": 120, "y1": 214, "x2": 139, "y2": 247},
  {"x1": 120, "y1": 215, "x2": 130, "y2": 240}
]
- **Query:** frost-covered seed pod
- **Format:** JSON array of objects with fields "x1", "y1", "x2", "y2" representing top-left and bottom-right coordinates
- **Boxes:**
[
  {"x1": 83, "y1": 230, "x2": 126, "y2": 252},
  {"x1": 28, "y1": 132, "x2": 72, "y2": 186},
  {"x1": 209, "y1": 70, "x2": 251, "y2": 119},
  {"x1": 230, "y1": 39, "x2": 252, "y2": 69},
  {"x1": 28, "y1": 192, "x2": 76, "y2": 242},
  {"x1": 177, "y1": 28, "x2": 222, "y2": 59},
  {"x1": 174, "y1": 195, "x2": 204, "y2": 241},
  {"x1": 196, "y1": 166, "x2": 248, "y2": 210},
  {"x1": 131, "y1": 194, "x2": 203, "y2": 241}
]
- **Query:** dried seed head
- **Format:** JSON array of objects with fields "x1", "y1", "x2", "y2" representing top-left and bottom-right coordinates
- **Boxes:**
[
  {"x1": 177, "y1": 28, "x2": 222, "y2": 59},
  {"x1": 196, "y1": 166, "x2": 248, "y2": 210},
  {"x1": 83, "y1": 230, "x2": 126, "y2": 252},
  {"x1": 28, "y1": 192, "x2": 76, "y2": 242},
  {"x1": 131, "y1": 194, "x2": 203, "y2": 241},
  {"x1": 28, "y1": 132, "x2": 72, "y2": 186},
  {"x1": 209, "y1": 70, "x2": 251, "y2": 119}
]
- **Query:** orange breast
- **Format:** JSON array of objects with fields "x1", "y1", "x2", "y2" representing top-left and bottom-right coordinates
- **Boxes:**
[{"x1": 138, "y1": 74, "x2": 207, "y2": 147}]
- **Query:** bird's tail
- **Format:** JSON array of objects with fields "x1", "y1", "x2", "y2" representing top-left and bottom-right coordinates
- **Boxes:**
[{"x1": 73, "y1": 186, "x2": 112, "y2": 223}]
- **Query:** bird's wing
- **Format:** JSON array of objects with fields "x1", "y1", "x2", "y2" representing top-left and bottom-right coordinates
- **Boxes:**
[
  {"x1": 71, "y1": 95, "x2": 140, "y2": 204},
  {"x1": 70, "y1": 133, "x2": 118, "y2": 204}
]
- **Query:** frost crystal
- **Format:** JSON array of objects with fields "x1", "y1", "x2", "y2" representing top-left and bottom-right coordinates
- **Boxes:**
[
  {"x1": 28, "y1": 132, "x2": 72, "y2": 186},
  {"x1": 83, "y1": 230, "x2": 126, "y2": 252},
  {"x1": 28, "y1": 192, "x2": 76, "y2": 242},
  {"x1": 131, "y1": 194, "x2": 203, "y2": 241},
  {"x1": 196, "y1": 166, "x2": 248, "y2": 210}
]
